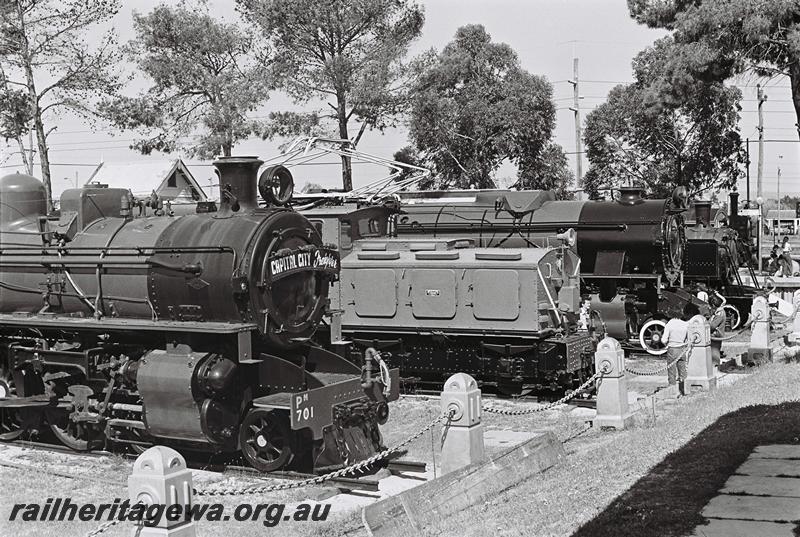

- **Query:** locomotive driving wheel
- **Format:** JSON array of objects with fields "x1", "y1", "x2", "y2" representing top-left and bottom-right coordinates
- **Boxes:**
[
  {"x1": 0, "y1": 369, "x2": 23, "y2": 441},
  {"x1": 722, "y1": 304, "x2": 742, "y2": 331},
  {"x1": 48, "y1": 386, "x2": 103, "y2": 451},
  {"x1": 239, "y1": 408, "x2": 294, "y2": 472},
  {"x1": 639, "y1": 319, "x2": 668, "y2": 356},
  {"x1": 49, "y1": 411, "x2": 103, "y2": 451}
]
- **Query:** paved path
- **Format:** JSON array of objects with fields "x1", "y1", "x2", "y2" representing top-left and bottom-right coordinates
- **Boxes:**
[{"x1": 691, "y1": 445, "x2": 800, "y2": 536}]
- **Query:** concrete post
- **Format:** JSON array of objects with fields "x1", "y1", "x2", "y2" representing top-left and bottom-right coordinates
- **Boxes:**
[
  {"x1": 686, "y1": 315, "x2": 717, "y2": 391},
  {"x1": 440, "y1": 373, "x2": 485, "y2": 475},
  {"x1": 748, "y1": 295, "x2": 772, "y2": 364},
  {"x1": 592, "y1": 337, "x2": 633, "y2": 429},
  {"x1": 788, "y1": 290, "x2": 800, "y2": 345},
  {"x1": 128, "y1": 446, "x2": 196, "y2": 537}
]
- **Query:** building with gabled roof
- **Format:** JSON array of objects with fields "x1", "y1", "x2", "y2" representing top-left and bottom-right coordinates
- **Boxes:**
[{"x1": 86, "y1": 159, "x2": 208, "y2": 202}]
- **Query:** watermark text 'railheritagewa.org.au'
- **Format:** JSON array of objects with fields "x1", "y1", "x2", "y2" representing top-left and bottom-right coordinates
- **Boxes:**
[{"x1": 8, "y1": 498, "x2": 330, "y2": 527}]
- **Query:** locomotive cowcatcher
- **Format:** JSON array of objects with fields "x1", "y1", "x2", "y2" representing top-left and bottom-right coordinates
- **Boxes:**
[{"x1": 0, "y1": 156, "x2": 398, "y2": 473}]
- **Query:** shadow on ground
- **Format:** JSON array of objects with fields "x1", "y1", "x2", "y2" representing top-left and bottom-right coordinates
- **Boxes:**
[{"x1": 570, "y1": 402, "x2": 800, "y2": 537}]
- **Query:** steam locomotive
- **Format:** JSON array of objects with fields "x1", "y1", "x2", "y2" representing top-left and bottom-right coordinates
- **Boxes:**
[
  {"x1": 0, "y1": 157, "x2": 398, "y2": 473},
  {"x1": 683, "y1": 194, "x2": 758, "y2": 330},
  {"x1": 388, "y1": 186, "x2": 759, "y2": 354},
  {"x1": 387, "y1": 188, "x2": 687, "y2": 348}
]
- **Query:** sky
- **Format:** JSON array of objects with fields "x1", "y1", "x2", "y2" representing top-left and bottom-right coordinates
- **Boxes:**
[{"x1": 1, "y1": 0, "x2": 798, "y2": 202}]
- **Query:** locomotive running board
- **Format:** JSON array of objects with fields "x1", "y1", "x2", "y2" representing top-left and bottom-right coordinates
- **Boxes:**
[{"x1": 0, "y1": 313, "x2": 256, "y2": 334}]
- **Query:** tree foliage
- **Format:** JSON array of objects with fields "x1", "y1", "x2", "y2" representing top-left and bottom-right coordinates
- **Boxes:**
[
  {"x1": 516, "y1": 142, "x2": 574, "y2": 198},
  {"x1": 102, "y1": 3, "x2": 269, "y2": 159},
  {"x1": 237, "y1": 0, "x2": 424, "y2": 190},
  {"x1": 583, "y1": 38, "x2": 743, "y2": 199},
  {"x1": 407, "y1": 25, "x2": 558, "y2": 190},
  {"x1": 0, "y1": 0, "x2": 121, "y2": 210},
  {"x1": 628, "y1": 0, "x2": 800, "y2": 136}
]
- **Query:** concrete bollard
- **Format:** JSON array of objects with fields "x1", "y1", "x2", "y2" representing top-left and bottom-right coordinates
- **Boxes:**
[
  {"x1": 592, "y1": 337, "x2": 633, "y2": 430},
  {"x1": 686, "y1": 315, "x2": 717, "y2": 391},
  {"x1": 789, "y1": 290, "x2": 800, "y2": 345},
  {"x1": 748, "y1": 295, "x2": 772, "y2": 364},
  {"x1": 440, "y1": 373, "x2": 485, "y2": 475},
  {"x1": 128, "y1": 446, "x2": 196, "y2": 537}
]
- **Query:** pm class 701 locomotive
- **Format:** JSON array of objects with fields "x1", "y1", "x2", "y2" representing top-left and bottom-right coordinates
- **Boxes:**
[{"x1": 0, "y1": 156, "x2": 399, "y2": 473}]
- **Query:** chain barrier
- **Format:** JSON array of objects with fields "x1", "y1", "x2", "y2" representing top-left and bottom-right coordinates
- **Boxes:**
[
  {"x1": 85, "y1": 502, "x2": 144, "y2": 537},
  {"x1": 85, "y1": 517, "x2": 122, "y2": 537},
  {"x1": 625, "y1": 344, "x2": 692, "y2": 377},
  {"x1": 194, "y1": 410, "x2": 452, "y2": 497},
  {"x1": 481, "y1": 369, "x2": 605, "y2": 416},
  {"x1": 711, "y1": 325, "x2": 752, "y2": 342}
]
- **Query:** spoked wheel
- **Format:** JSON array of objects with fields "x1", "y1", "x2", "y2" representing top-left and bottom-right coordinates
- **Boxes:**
[
  {"x1": 639, "y1": 319, "x2": 668, "y2": 356},
  {"x1": 48, "y1": 385, "x2": 103, "y2": 451},
  {"x1": 0, "y1": 369, "x2": 14, "y2": 399},
  {"x1": 722, "y1": 304, "x2": 742, "y2": 331},
  {"x1": 0, "y1": 369, "x2": 22, "y2": 441},
  {"x1": 589, "y1": 310, "x2": 607, "y2": 342},
  {"x1": 239, "y1": 409, "x2": 294, "y2": 472},
  {"x1": 49, "y1": 409, "x2": 103, "y2": 451}
]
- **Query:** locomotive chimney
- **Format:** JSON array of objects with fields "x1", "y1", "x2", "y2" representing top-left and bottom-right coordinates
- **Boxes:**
[
  {"x1": 695, "y1": 200, "x2": 712, "y2": 227},
  {"x1": 617, "y1": 187, "x2": 645, "y2": 205},
  {"x1": 213, "y1": 156, "x2": 264, "y2": 212},
  {"x1": 730, "y1": 190, "x2": 739, "y2": 218}
]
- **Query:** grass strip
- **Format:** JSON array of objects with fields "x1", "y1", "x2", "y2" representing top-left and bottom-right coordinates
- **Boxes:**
[
  {"x1": 571, "y1": 402, "x2": 800, "y2": 537},
  {"x1": 413, "y1": 359, "x2": 800, "y2": 537}
]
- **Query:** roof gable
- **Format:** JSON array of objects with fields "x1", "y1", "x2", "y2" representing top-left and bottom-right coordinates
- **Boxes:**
[{"x1": 86, "y1": 159, "x2": 208, "y2": 201}]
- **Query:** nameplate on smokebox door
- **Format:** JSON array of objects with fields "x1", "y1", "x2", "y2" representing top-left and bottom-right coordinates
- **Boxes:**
[{"x1": 265, "y1": 247, "x2": 339, "y2": 282}]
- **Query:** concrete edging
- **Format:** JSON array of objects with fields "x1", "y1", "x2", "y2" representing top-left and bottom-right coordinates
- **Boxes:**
[{"x1": 362, "y1": 430, "x2": 565, "y2": 537}]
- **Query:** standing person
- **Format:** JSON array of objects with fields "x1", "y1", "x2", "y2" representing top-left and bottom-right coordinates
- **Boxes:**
[
  {"x1": 661, "y1": 303, "x2": 697, "y2": 398},
  {"x1": 782, "y1": 236, "x2": 793, "y2": 276},
  {"x1": 578, "y1": 297, "x2": 592, "y2": 331}
]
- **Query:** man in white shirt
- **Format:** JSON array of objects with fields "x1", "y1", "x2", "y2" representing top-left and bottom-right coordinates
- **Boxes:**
[{"x1": 661, "y1": 302, "x2": 698, "y2": 397}]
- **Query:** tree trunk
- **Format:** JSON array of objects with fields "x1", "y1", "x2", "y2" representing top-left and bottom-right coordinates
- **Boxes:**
[
  {"x1": 31, "y1": 107, "x2": 52, "y2": 212},
  {"x1": 791, "y1": 63, "x2": 800, "y2": 142},
  {"x1": 353, "y1": 121, "x2": 368, "y2": 147},
  {"x1": 16, "y1": 137, "x2": 32, "y2": 175},
  {"x1": 337, "y1": 94, "x2": 353, "y2": 191},
  {"x1": 16, "y1": 3, "x2": 52, "y2": 212}
]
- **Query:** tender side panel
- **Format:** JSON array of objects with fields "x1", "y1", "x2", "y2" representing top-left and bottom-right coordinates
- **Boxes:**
[
  {"x1": 410, "y1": 269, "x2": 457, "y2": 319},
  {"x1": 353, "y1": 268, "x2": 397, "y2": 317},
  {"x1": 473, "y1": 269, "x2": 520, "y2": 321}
]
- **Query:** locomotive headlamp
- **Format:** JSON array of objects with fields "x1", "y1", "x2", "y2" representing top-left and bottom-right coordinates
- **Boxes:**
[
  {"x1": 556, "y1": 228, "x2": 576, "y2": 247},
  {"x1": 258, "y1": 165, "x2": 294, "y2": 206}
]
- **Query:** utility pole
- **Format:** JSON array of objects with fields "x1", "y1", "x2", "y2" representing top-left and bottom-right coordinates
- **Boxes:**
[
  {"x1": 568, "y1": 57, "x2": 583, "y2": 192},
  {"x1": 745, "y1": 138, "x2": 750, "y2": 204},
  {"x1": 777, "y1": 154, "x2": 783, "y2": 238},
  {"x1": 757, "y1": 84, "x2": 767, "y2": 199}
]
